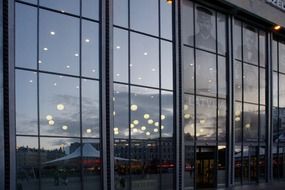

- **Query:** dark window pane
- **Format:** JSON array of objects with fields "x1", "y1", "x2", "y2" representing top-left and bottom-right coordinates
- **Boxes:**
[
  {"x1": 39, "y1": 74, "x2": 80, "y2": 137},
  {"x1": 114, "y1": 28, "x2": 128, "y2": 83},
  {"x1": 218, "y1": 145, "x2": 226, "y2": 185},
  {"x1": 39, "y1": 10, "x2": 79, "y2": 75},
  {"x1": 16, "y1": 137, "x2": 39, "y2": 190},
  {"x1": 218, "y1": 100, "x2": 226, "y2": 142},
  {"x1": 82, "y1": 79, "x2": 100, "y2": 138},
  {"x1": 243, "y1": 103, "x2": 258, "y2": 142},
  {"x1": 260, "y1": 106, "x2": 266, "y2": 141},
  {"x1": 273, "y1": 72, "x2": 278, "y2": 107},
  {"x1": 160, "y1": 0, "x2": 172, "y2": 40},
  {"x1": 234, "y1": 145, "x2": 242, "y2": 183},
  {"x1": 279, "y1": 41, "x2": 285, "y2": 73},
  {"x1": 234, "y1": 61, "x2": 242, "y2": 101},
  {"x1": 272, "y1": 39, "x2": 278, "y2": 71},
  {"x1": 243, "y1": 25, "x2": 258, "y2": 65},
  {"x1": 280, "y1": 74, "x2": 285, "y2": 107},
  {"x1": 183, "y1": 46, "x2": 194, "y2": 94},
  {"x1": 130, "y1": 33, "x2": 159, "y2": 87},
  {"x1": 234, "y1": 20, "x2": 242, "y2": 60},
  {"x1": 82, "y1": 20, "x2": 99, "y2": 79},
  {"x1": 182, "y1": 0, "x2": 193, "y2": 46},
  {"x1": 161, "y1": 91, "x2": 174, "y2": 190},
  {"x1": 40, "y1": 138, "x2": 81, "y2": 190},
  {"x1": 184, "y1": 94, "x2": 194, "y2": 141},
  {"x1": 259, "y1": 31, "x2": 266, "y2": 67},
  {"x1": 218, "y1": 56, "x2": 226, "y2": 98},
  {"x1": 82, "y1": 0, "x2": 99, "y2": 20},
  {"x1": 16, "y1": 70, "x2": 38, "y2": 135},
  {"x1": 15, "y1": 3, "x2": 37, "y2": 69},
  {"x1": 130, "y1": 87, "x2": 159, "y2": 188},
  {"x1": 195, "y1": 5, "x2": 216, "y2": 52},
  {"x1": 196, "y1": 50, "x2": 216, "y2": 97},
  {"x1": 40, "y1": 0, "x2": 79, "y2": 15},
  {"x1": 260, "y1": 68, "x2": 266, "y2": 105},
  {"x1": 130, "y1": 0, "x2": 158, "y2": 36},
  {"x1": 235, "y1": 102, "x2": 242, "y2": 143},
  {"x1": 113, "y1": 0, "x2": 128, "y2": 27},
  {"x1": 82, "y1": 139, "x2": 101, "y2": 190},
  {"x1": 161, "y1": 41, "x2": 173, "y2": 90},
  {"x1": 196, "y1": 96, "x2": 216, "y2": 141},
  {"x1": 217, "y1": 13, "x2": 226, "y2": 55},
  {"x1": 244, "y1": 64, "x2": 258, "y2": 104}
]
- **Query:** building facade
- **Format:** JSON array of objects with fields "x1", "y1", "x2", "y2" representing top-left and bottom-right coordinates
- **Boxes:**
[{"x1": 1, "y1": 0, "x2": 285, "y2": 189}]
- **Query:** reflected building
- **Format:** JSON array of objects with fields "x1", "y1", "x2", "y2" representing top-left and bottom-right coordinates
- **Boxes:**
[{"x1": 2, "y1": 0, "x2": 285, "y2": 190}]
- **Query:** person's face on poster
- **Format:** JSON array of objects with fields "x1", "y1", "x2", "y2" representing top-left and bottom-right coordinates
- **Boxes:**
[{"x1": 197, "y1": 9, "x2": 213, "y2": 38}]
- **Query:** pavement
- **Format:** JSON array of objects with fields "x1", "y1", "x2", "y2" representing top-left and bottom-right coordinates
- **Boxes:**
[{"x1": 225, "y1": 181, "x2": 285, "y2": 190}]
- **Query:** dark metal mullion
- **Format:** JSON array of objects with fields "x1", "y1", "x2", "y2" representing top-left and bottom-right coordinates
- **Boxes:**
[
  {"x1": 227, "y1": 15, "x2": 234, "y2": 187},
  {"x1": 158, "y1": 0, "x2": 162, "y2": 190},
  {"x1": 241, "y1": 21, "x2": 244, "y2": 185},
  {"x1": 215, "y1": 10, "x2": 219, "y2": 188},
  {"x1": 36, "y1": 0, "x2": 41, "y2": 189},
  {"x1": 257, "y1": 29, "x2": 261, "y2": 183},
  {"x1": 79, "y1": 0, "x2": 83, "y2": 189},
  {"x1": 276, "y1": 39, "x2": 280, "y2": 179},
  {"x1": 127, "y1": 0, "x2": 131, "y2": 189},
  {"x1": 193, "y1": 3, "x2": 197, "y2": 189}
]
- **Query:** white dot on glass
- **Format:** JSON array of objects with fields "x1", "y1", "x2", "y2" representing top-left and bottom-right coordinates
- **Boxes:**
[
  {"x1": 85, "y1": 38, "x2": 90, "y2": 43},
  {"x1": 43, "y1": 48, "x2": 48, "y2": 51},
  {"x1": 74, "y1": 53, "x2": 79, "y2": 57},
  {"x1": 92, "y1": 69, "x2": 96, "y2": 73},
  {"x1": 144, "y1": 52, "x2": 148, "y2": 56},
  {"x1": 53, "y1": 83, "x2": 57, "y2": 86},
  {"x1": 151, "y1": 68, "x2": 156, "y2": 72},
  {"x1": 62, "y1": 125, "x2": 68, "y2": 130},
  {"x1": 57, "y1": 104, "x2": 64, "y2": 111},
  {"x1": 50, "y1": 31, "x2": 55, "y2": 35},
  {"x1": 29, "y1": 80, "x2": 33, "y2": 83},
  {"x1": 116, "y1": 46, "x2": 121, "y2": 49},
  {"x1": 66, "y1": 65, "x2": 70, "y2": 69},
  {"x1": 38, "y1": 60, "x2": 42, "y2": 64},
  {"x1": 86, "y1": 128, "x2": 92, "y2": 133}
]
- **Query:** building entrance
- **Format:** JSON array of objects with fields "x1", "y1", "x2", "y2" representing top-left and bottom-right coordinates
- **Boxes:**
[{"x1": 196, "y1": 146, "x2": 216, "y2": 189}]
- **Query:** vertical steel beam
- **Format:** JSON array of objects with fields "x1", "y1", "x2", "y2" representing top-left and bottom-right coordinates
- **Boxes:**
[
  {"x1": 173, "y1": 0, "x2": 183, "y2": 189},
  {"x1": 266, "y1": 32, "x2": 273, "y2": 182},
  {"x1": 100, "y1": 0, "x2": 114, "y2": 189},
  {"x1": 226, "y1": 15, "x2": 234, "y2": 187}
]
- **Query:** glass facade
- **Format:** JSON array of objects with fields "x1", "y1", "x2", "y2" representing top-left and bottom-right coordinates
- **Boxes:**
[{"x1": 3, "y1": 0, "x2": 285, "y2": 190}]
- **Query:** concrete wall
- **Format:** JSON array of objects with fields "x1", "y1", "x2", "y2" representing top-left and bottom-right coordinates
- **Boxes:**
[{"x1": 224, "y1": 0, "x2": 285, "y2": 27}]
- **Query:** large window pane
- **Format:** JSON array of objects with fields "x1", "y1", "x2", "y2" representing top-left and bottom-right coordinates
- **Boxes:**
[
  {"x1": 218, "y1": 100, "x2": 226, "y2": 142},
  {"x1": 15, "y1": 3, "x2": 37, "y2": 69},
  {"x1": 244, "y1": 64, "x2": 258, "y2": 104},
  {"x1": 184, "y1": 94, "x2": 195, "y2": 141},
  {"x1": 82, "y1": 79, "x2": 100, "y2": 138},
  {"x1": 160, "y1": 0, "x2": 172, "y2": 40},
  {"x1": 183, "y1": 47, "x2": 194, "y2": 94},
  {"x1": 161, "y1": 41, "x2": 173, "y2": 90},
  {"x1": 40, "y1": 138, "x2": 81, "y2": 190},
  {"x1": 130, "y1": 33, "x2": 159, "y2": 87},
  {"x1": 113, "y1": 0, "x2": 128, "y2": 27},
  {"x1": 130, "y1": 0, "x2": 158, "y2": 36},
  {"x1": 235, "y1": 102, "x2": 242, "y2": 143},
  {"x1": 16, "y1": 137, "x2": 39, "y2": 190},
  {"x1": 39, "y1": 10, "x2": 79, "y2": 75},
  {"x1": 243, "y1": 25, "x2": 258, "y2": 65},
  {"x1": 82, "y1": 0, "x2": 99, "y2": 20},
  {"x1": 82, "y1": 20, "x2": 99, "y2": 79},
  {"x1": 279, "y1": 41, "x2": 285, "y2": 73},
  {"x1": 196, "y1": 50, "x2": 216, "y2": 97},
  {"x1": 16, "y1": 70, "x2": 38, "y2": 135},
  {"x1": 195, "y1": 5, "x2": 216, "y2": 52},
  {"x1": 196, "y1": 96, "x2": 216, "y2": 141},
  {"x1": 217, "y1": 13, "x2": 226, "y2": 55},
  {"x1": 218, "y1": 56, "x2": 226, "y2": 98},
  {"x1": 114, "y1": 28, "x2": 128, "y2": 83},
  {"x1": 40, "y1": 0, "x2": 79, "y2": 15},
  {"x1": 243, "y1": 103, "x2": 258, "y2": 142},
  {"x1": 182, "y1": 0, "x2": 193, "y2": 46},
  {"x1": 39, "y1": 74, "x2": 80, "y2": 137}
]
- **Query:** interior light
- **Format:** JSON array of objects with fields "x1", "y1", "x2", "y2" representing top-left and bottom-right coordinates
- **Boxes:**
[
  {"x1": 166, "y1": 0, "x2": 173, "y2": 4},
  {"x1": 85, "y1": 38, "x2": 90, "y2": 43},
  {"x1": 133, "y1": 128, "x2": 138, "y2": 133},
  {"x1": 43, "y1": 48, "x2": 48, "y2": 51},
  {"x1": 161, "y1": 125, "x2": 164, "y2": 129},
  {"x1": 274, "y1": 25, "x2": 281, "y2": 30},
  {"x1": 146, "y1": 131, "x2": 150, "y2": 136},
  {"x1": 245, "y1": 123, "x2": 251, "y2": 128},
  {"x1": 38, "y1": 60, "x2": 42, "y2": 64},
  {"x1": 161, "y1": 115, "x2": 166, "y2": 120},
  {"x1": 66, "y1": 65, "x2": 70, "y2": 69},
  {"x1": 154, "y1": 128, "x2": 158, "y2": 132},
  {"x1": 114, "y1": 127, "x2": 119, "y2": 132},
  {"x1": 86, "y1": 128, "x2": 92, "y2": 133},
  {"x1": 113, "y1": 111, "x2": 116, "y2": 116},
  {"x1": 29, "y1": 80, "x2": 33, "y2": 83},
  {"x1": 144, "y1": 114, "x2": 150, "y2": 119},
  {"x1": 116, "y1": 73, "x2": 120, "y2": 77},
  {"x1": 190, "y1": 63, "x2": 194, "y2": 66},
  {"x1": 154, "y1": 122, "x2": 159, "y2": 127},
  {"x1": 62, "y1": 125, "x2": 68, "y2": 130},
  {"x1": 57, "y1": 104, "x2": 65, "y2": 111},
  {"x1": 144, "y1": 52, "x2": 148, "y2": 56},
  {"x1": 133, "y1": 120, "x2": 139, "y2": 125},
  {"x1": 208, "y1": 80, "x2": 212, "y2": 83},
  {"x1": 114, "y1": 130, "x2": 119, "y2": 135},
  {"x1": 53, "y1": 83, "x2": 57, "y2": 86},
  {"x1": 92, "y1": 69, "x2": 96, "y2": 73},
  {"x1": 74, "y1": 53, "x2": 79, "y2": 57},
  {"x1": 46, "y1": 115, "x2": 53, "y2": 121},
  {"x1": 148, "y1": 119, "x2": 154, "y2": 125},
  {"x1": 130, "y1": 104, "x2": 138, "y2": 111},
  {"x1": 209, "y1": 67, "x2": 213, "y2": 71},
  {"x1": 151, "y1": 68, "x2": 156, "y2": 72},
  {"x1": 116, "y1": 46, "x2": 121, "y2": 49},
  {"x1": 235, "y1": 111, "x2": 241, "y2": 116},
  {"x1": 199, "y1": 129, "x2": 204, "y2": 133},
  {"x1": 50, "y1": 31, "x2": 55, "y2": 35},
  {"x1": 184, "y1": 113, "x2": 191, "y2": 119},
  {"x1": 141, "y1": 126, "x2": 146, "y2": 131},
  {"x1": 200, "y1": 119, "x2": 205, "y2": 124},
  {"x1": 138, "y1": 77, "x2": 142, "y2": 80},
  {"x1": 184, "y1": 104, "x2": 189, "y2": 111},
  {"x1": 76, "y1": 86, "x2": 79, "y2": 89},
  {"x1": 235, "y1": 117, "x2": 240, "y2": 122},
  {"x1": 48, "y1": 120, "x2": 55, "y2": 126},
  {"x1": 130, "y1": 124, "x2": 135, "y2": 128}
]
